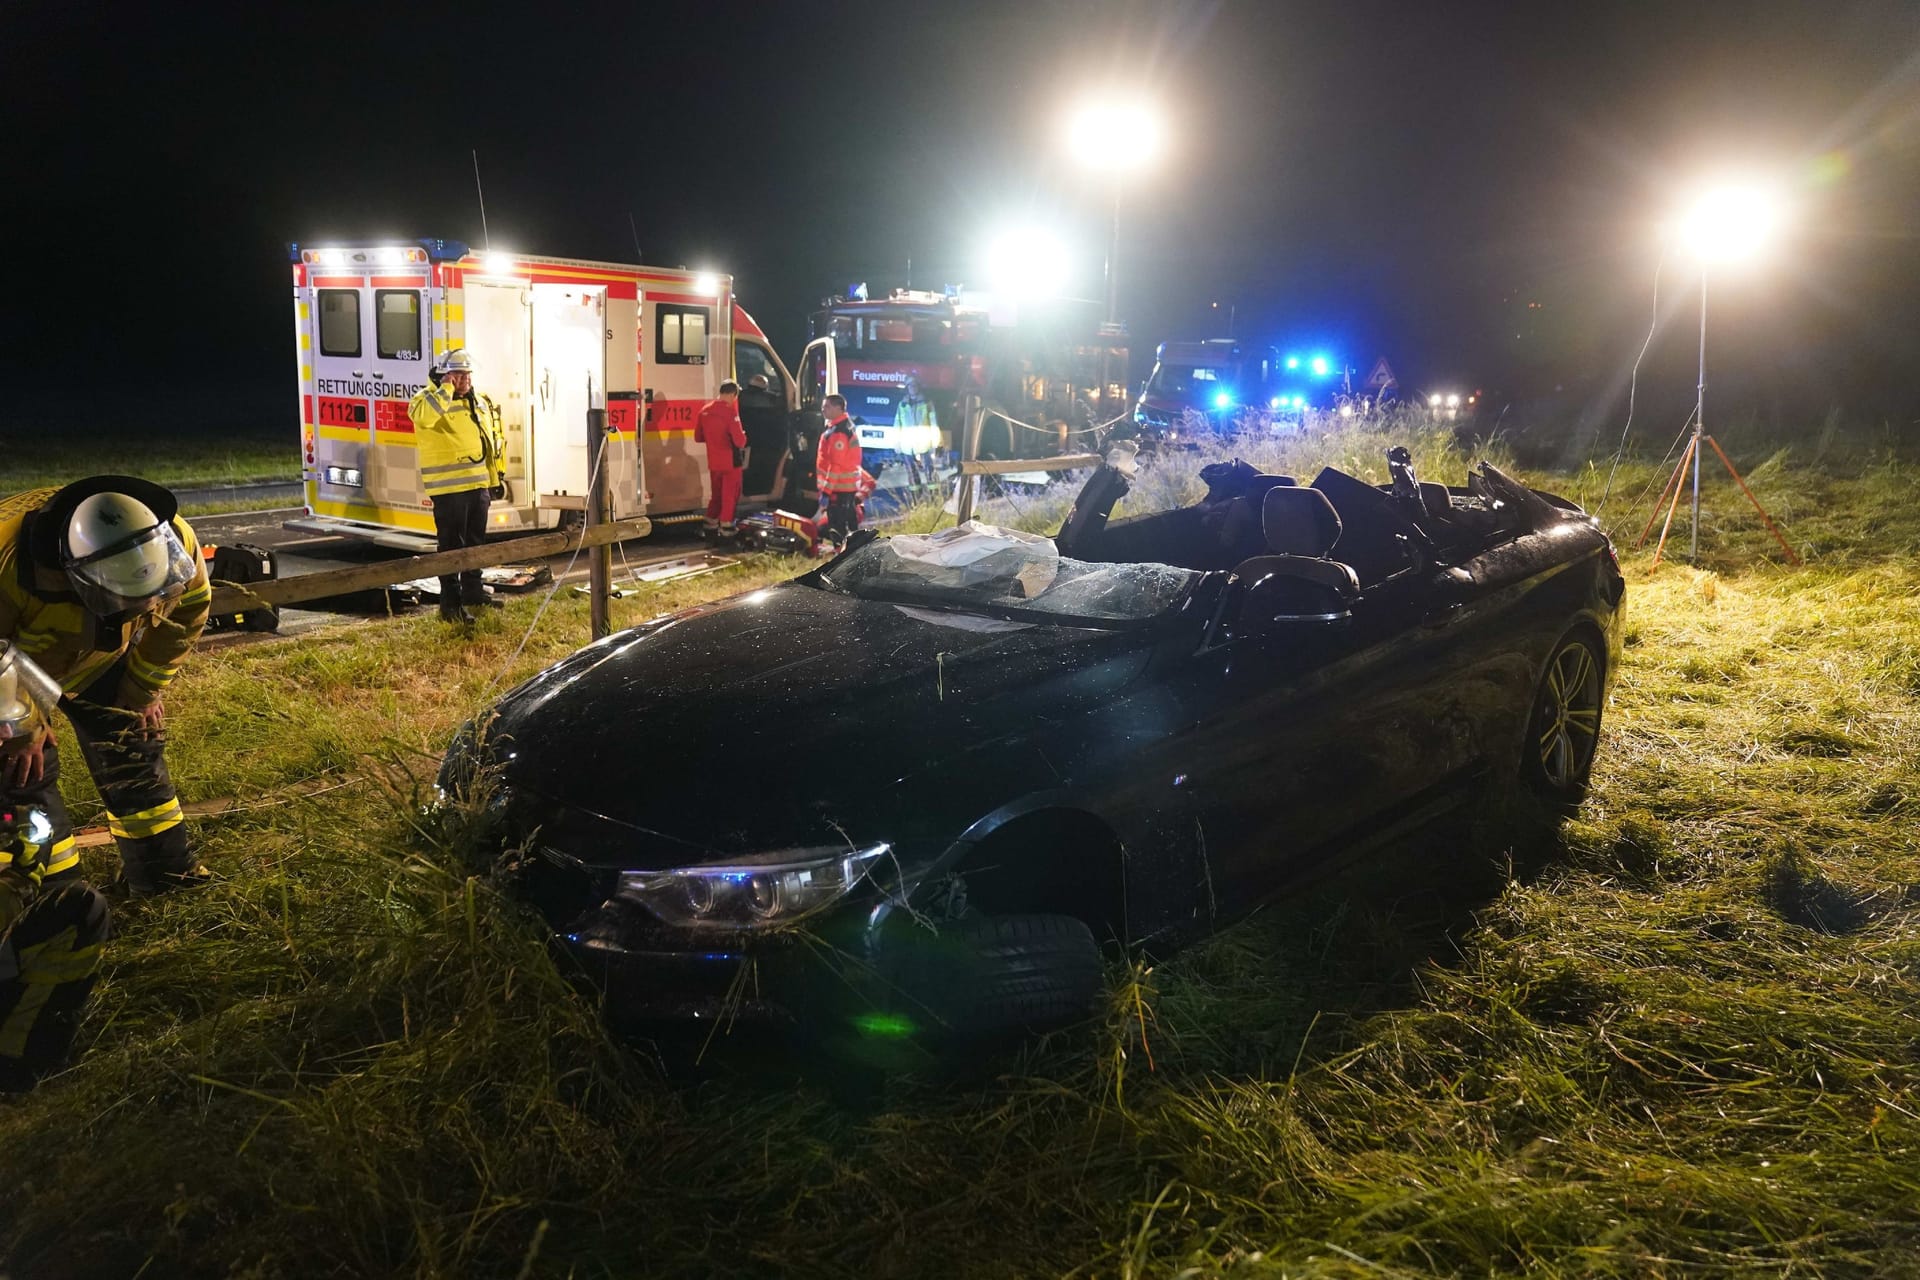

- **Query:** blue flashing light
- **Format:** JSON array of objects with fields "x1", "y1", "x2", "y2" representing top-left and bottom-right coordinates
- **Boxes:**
[
  {"x1": 1284, "y1": 356, "x2": 1300, "y2": 370},
  {"x1": 1269, "y1": 396, "x2": 1282, "y2": 409},
  {"x1": 1310, "y1": 356, "x2": 1331, "y2": 377},
  {"x1": 1213, "y1": 391, "x2": 1234, "y2": 409},
  {"x1": 1292, "y1": 395, "x2": 1306, "y2": 408}
]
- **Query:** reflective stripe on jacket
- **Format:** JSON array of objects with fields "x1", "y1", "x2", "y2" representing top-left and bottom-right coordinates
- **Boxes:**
[
  {"x1": 816, "y1": 420, "x2": 862, "y2": 494},
  {"x1": 0, "y1": 492, "x2": 210, "y2": 711},
  {"x1": 409, "y1": 386, "x2": 492, "y2": 495},
  {"x1": 477, "y1": 395, "x2": 507, "y2": 488},
  {"x1": 893, "y1": 397, "x2": 936, "y2": 428}
]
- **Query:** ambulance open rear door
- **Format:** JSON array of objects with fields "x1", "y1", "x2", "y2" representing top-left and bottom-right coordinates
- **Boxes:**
[{"x1": 529, "y1": 283, "x2": 642, "y2": 519}]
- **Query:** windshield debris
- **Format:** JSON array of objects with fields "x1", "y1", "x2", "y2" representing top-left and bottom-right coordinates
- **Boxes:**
[{"x1": 827, "y1": 521, "x2": 1199, "y2": 623}]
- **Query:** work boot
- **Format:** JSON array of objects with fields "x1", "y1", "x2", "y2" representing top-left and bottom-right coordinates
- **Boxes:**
[
  {"x1": 439, "y1": 603, "x2": 477, "y2": 625},
  {"x1": 116, "y1": 861, "x2": 215, "y2": 899}
]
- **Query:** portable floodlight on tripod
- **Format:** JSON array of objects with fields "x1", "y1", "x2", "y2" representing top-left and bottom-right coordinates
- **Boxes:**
[{"x1": 1634, "y1": 182, "x2": 1799, "y2": 569}]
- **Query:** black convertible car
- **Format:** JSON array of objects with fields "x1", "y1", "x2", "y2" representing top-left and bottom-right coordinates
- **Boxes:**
[{"x1": 440, "y1": 444, "x2": 1624, "y2": 1038}]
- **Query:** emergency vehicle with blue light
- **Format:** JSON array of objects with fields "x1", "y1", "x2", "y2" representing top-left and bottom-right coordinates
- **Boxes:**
[
  {"x1": 1133, "y1": 339, "x2": 1350, "y2": 436},
  {"x1": 285, "y1": 239, "x2": 827, "y2": 546}
]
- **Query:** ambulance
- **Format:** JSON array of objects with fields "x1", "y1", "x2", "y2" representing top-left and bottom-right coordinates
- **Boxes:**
[{"x1": 285, "y1": 239, "x2": 831, "y2": 546}]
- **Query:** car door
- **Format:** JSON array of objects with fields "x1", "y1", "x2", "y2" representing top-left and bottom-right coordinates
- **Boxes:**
[{"x1": 1155, "y1": 565, "x2": 1496, "y2": 911}]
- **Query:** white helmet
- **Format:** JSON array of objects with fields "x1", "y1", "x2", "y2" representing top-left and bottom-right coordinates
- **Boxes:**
[
  {"x1": 62, "y1": 492, "x2": 196, "y2": 617},
  {"x1": 441, "y1": 348, "x2": 475, "y2": 375}
]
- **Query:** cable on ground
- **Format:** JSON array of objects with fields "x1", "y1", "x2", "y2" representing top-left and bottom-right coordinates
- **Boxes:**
[{"x1": 1593, "y1": 250, "x2": 1666, "y2": 521}]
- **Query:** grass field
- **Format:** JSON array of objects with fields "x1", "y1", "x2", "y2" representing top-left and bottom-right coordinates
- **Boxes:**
[
  {"x1": 2, "y1": 417, "x2": 292, "y2": 495},
  {"x1": 3, "y1": 416, "x2": 1918, "y2": 1277}
]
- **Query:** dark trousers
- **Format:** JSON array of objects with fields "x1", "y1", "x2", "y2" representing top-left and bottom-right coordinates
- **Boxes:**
[
  {"x1": 0, "y1": 662, "x2": 193, "y2": 892},
  {"x1": 0, "y1": 882, "x2": 110, "y2": 1091},
  {"x1": 825, "y1": 493, "x2": 860, "y2": 544},
  {"x1": 431, "y1": 487, "x2": 490, "y2": 605}
]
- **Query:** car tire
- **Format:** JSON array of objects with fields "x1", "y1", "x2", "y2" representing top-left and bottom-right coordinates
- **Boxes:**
[
  {"x1": 883, "y1": 912, "x2": 1104, "y2": 1039},
  {"x1": 1523, "y1": 628, "x2": 1605, "y2": 803}
]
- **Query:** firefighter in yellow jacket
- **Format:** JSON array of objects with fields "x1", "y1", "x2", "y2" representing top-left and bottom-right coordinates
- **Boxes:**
[
  {"x1": 0, "y1": 476, "x2": 214, "y2": 898},
  {"x1": 409, "y1": 348, "x2": 506, "y2": 623}
]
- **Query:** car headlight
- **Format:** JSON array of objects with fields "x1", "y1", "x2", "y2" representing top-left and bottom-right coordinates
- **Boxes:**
[{"x1": 617, "y1": 843, "x2": 890, "y2": 930}]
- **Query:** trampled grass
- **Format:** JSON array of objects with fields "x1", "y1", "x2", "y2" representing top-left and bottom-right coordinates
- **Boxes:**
[{"x1": 4, "y1": 416, "x2": 1919, "y2": 1277}]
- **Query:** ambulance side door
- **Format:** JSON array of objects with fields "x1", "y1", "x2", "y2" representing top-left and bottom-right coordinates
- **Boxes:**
[{"x1": 529, "y1": 284, "x2": 609, "y2": 505}]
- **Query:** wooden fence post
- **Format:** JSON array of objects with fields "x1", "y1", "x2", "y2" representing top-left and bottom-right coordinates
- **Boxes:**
[
  {"x1": 587, "y1": 402, "x2": 611, "y2": 641},
  {"x1": 955, "y1": 394, "x2": 982, "y2": 526}
]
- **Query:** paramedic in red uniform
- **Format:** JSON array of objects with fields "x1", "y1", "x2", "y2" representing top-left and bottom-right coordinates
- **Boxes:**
[
  {"x1": 815, "y1": 394, "x2": 863, "y2": 548},
  {"x1": 695, "y1": 380, "x2": 749, "y2": 539}
]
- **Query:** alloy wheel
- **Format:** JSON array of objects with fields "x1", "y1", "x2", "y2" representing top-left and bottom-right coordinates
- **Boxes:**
[{"x1": 1531, "y1": 635, "x2": 1603, "y2": 797}]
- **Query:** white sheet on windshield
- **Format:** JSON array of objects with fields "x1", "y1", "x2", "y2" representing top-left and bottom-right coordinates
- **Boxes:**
[{"x1": 886, "y1": 521, "x2": 1059, "y2": 596}]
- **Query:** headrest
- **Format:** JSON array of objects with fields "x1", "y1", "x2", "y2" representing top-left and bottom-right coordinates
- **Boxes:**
[
  {"x1": 1263, "y1": 485, "x2": 1343, "y2": 558},
  {"x1": 1200, "y1": 458, "x2": 1296, "y2": 504}
]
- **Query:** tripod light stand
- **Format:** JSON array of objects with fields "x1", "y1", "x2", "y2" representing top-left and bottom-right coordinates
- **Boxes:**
[{"x1": 1636, "y1": 183, "x2": 1799, "y2": 568}]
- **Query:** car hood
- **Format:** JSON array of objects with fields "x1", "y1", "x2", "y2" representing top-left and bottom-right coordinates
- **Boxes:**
[{"x1": 482, "y1": 582, "x2": 1155, "y2": 865}]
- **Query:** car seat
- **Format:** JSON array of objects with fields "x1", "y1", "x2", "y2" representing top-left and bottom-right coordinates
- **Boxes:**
[
  {"x1": 1230, "y1": 486, "x2": 1362, "y2": 621},
  {"x1": 1308, "y1": 467, "x2": 1424, "y2": 586}
]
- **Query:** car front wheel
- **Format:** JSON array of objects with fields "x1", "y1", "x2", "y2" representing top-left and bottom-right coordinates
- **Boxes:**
[
  {"x1": 881, "y1": 912, "x2": 1104, "y2": 1039},
  {"x1": 1524, "y1": 629, "x2": 1605, "y2": 802}
]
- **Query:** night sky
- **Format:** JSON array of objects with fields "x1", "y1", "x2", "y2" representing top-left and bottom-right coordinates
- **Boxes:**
[{"x1": 8, "y1": 0, "x2": 1920, "y2": 444}]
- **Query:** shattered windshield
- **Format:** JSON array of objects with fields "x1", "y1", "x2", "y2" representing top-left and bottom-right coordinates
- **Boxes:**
[{"x1": 821, "y1": 523, "x2": 1200, "y2": 625}]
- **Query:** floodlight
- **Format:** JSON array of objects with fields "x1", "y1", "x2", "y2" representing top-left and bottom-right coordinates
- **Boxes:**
[
  {"x1": 693, "y1": 273, "x2": 722, "y2": 295},
  {"x1": 1635, "y1": 174, "x2": 1799, "y2": 566},
  {"x1": 484, "y1": 252, "x2": 515, "y2": 275},
  {"x1": 1671, "y1": 182, "x2": 1783, "y2": 265},
  {"x1": 1064, "y1": 97, "x2": 1166, "y2": 173}
]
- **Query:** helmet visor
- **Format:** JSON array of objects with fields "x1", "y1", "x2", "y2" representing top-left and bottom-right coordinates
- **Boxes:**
[{"x1": 63, "y1": 519, "x2": 196, "y2": 616}]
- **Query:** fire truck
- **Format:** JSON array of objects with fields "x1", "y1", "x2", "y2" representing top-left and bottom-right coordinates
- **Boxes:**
[
  {"x1": 806, "y1": 289, "x2": 1128, "y2": 467},
  {"x1": 286, "y1": 239, "x2": 827, "y2": 546}
]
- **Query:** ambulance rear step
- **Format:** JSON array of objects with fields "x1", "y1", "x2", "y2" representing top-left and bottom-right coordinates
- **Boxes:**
[{"x1": 282, "y1": 515, "x2": 439, "y2": 553}]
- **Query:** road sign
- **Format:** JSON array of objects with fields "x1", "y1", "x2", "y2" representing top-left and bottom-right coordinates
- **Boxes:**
[{"x1": 1366, "y1": 358, "x2": 1397, "y2": 390}]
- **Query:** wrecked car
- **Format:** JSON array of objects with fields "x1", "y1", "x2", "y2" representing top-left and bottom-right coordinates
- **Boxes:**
[{"x1": 438, "y1": 443, "x2": 1625, "y2": 1040}]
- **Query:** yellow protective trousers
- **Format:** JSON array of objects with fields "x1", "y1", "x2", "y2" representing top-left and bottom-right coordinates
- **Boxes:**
[
  {"x1": 0, "y1": 660, "x2": 193, "y2": 892},
  {"x1": 0, "y1": 881, "x2": 109, "y2": 1091}
]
